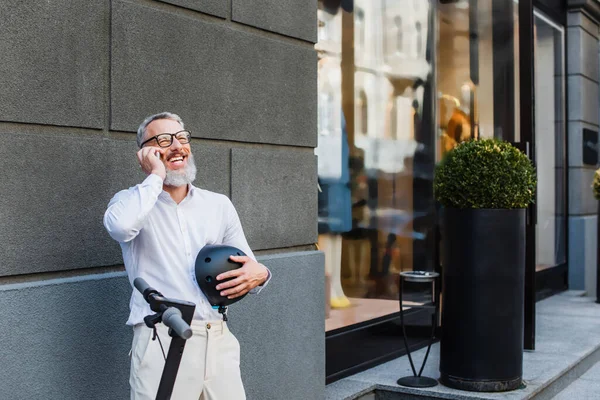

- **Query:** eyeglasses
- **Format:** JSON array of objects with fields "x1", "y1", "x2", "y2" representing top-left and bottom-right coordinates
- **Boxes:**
[{"x1": 140, "y1": 130, "x2": 192, "y2": 148}]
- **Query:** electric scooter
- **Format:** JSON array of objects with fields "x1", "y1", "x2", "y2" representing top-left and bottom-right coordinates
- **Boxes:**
[{"x1": 133, "y1": 278, "x2": 196, "y2": 400}]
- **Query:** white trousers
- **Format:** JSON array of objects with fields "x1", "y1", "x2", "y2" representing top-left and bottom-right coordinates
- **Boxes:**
[{"x1": 130, "y1": 320, "x2": 246, "y2": 400}]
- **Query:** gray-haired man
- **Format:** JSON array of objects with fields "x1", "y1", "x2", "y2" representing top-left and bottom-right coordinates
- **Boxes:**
[{"x1": 104, "y1": 112, "x2": 270, "y2": 399}]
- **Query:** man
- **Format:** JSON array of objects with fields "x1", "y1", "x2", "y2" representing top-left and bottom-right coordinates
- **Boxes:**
[{"x1": 103, "y1": 112, "x2": 270, "y2": 400}]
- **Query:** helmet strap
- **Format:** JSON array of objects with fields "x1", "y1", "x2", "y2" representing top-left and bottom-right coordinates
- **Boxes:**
[{"x1": 218, "y1": 305, "x2": 228, "y2": 321}]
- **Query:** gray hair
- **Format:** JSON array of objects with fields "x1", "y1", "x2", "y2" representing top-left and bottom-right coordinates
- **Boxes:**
[{"x1": 136, "y1": 112, "x2": 185, "y2": 148}]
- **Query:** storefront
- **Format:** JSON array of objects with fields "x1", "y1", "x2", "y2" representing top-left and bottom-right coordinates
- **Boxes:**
[{"x1": 316, "y1": 0, "x2": 576, "y2": 383}]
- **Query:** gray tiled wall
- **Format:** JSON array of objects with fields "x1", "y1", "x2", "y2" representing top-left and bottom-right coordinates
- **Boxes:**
[
  {"x1": 566, "y1": 8, "x2": 600, "y2": 293},
  {"x1": 567, "y1": 26, "x2": 600, "y2": 82},
  {"x1": 110, "y1": 0, "x2": 317, "y2": 147},
  {"x1": 231, "y1": 148, "x2": 318, "y2": 250},
  {"x1": 157, "y1": 0, "x2": 228, "y2": 18},
  {"x1": 232, "y1": 0, "x2": 318, "y2": 42},
  {"x1": 568, "y1": 215, "x2": 598, "y2": 297},
  {"x1": 0, "y1": 0, "x2": 109, "y2": 128},
  {"x1": 0, "y1": 252, "x2": 324, "y2": 400},
  {"x1": 0, "y1": 0, "x2": 320, "y2": 398}
]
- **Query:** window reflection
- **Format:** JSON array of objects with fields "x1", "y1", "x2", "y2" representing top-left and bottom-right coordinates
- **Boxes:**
[
  {"x1": 533, "y1": 12, "x2": 566, "y2": 271},
  {"x1": 357, "y1": 91, "x2": 368, "y2": 136},
  {"x1": 395, "y1": 16, "x2": 403, "y2": 54},
  {"x1": 355, "y1": 8, "x2": 366, "y2": 51},
  {"x1": 416, "y1": 22, "x2": 422, "y2": 56},
  {"x1": 436, "y1": 0, "x2": 518, "y2": 159},
  {"x1": 317, "y1": 0, "x2": 435, "y2": 332}
]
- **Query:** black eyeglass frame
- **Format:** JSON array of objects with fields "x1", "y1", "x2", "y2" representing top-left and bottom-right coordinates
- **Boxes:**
[{"x1": 140, "y1": 130, "x2": 192, "y2": 148}]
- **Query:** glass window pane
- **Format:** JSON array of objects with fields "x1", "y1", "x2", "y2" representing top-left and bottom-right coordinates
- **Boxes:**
[
  {"x1": 534, "y1": 11, "x2": 567, "y2": 270},
  {"x1": 316, "y1": 0, "x2": 437, "y2": 332},
  {"x1": 436, "y1": 0, "x2": 518, "y2": 161}
]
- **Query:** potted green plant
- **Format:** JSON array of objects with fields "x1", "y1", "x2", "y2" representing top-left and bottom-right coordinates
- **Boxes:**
[
  {"x1": 434, "y1": 138, "x2": 536, "y2": 392},
  {"x1": 592, "y1": 169, "x2": 600, "y2": 304},
  {"x1": 591, "y1": 168, "x2": 600, "y2": 200}
]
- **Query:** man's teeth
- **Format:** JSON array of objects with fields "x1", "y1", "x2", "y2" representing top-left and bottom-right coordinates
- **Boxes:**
[{"x1": 170, "y1": 157, "x2": 184, "y2": 162}]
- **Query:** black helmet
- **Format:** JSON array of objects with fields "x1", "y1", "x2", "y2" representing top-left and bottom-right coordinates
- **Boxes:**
[{"x1": 194, "y1": 244, "x2": 248, "y2": 308}]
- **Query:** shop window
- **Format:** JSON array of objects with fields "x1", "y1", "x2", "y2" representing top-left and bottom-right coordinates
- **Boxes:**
[
  {"x1": 318, "y1": 16, "x2": 328, "y2": 41},
  {"x1": 395, "y1": 16, "x2": 403, "y2": 54},
  {"x1": 415, "y1": 22, "x2": 422, "y2": 57},
  {"x1": 313, "y1": 0, "x2": 527, "y2": 383},
  {"x1": 319, "y1": 88, "x2": 336, "y2": 136},
  {"x1": 356, "y1": 90, "x2": 368, "y2": 136},
  {"x1": 316, "y1": 0, "x2": 435, "y2": 342},
  {"x1": 533, "y1": 11, "x2": 566, "y2": 272},
  {"x1": 389, "y1": 98, "x2": 398, "y2": 140},
  {"x1": 355, "y1": 8, "x2": 365, "y2": 52},
  {"x1": 318, "y1": 0, "x2": 523, "y2": 383},
  {"x1": 436, "y1": 0, "x2": 519, "y2": 158}
]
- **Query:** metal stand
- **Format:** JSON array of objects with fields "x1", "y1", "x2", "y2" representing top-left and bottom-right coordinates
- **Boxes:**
[{"x1": 397, "y1": 271, "x2": 440, "y2": 388}]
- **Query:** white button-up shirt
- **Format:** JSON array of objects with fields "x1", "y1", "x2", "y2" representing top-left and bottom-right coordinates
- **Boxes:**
[{"x1": 103, "y1": 174, "x2": 269, "y2": 326}]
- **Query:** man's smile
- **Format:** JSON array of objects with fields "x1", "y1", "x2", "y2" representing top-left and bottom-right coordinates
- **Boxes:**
[{"x1": 165, "y1": 152, "x2": 188, "y2": 169}]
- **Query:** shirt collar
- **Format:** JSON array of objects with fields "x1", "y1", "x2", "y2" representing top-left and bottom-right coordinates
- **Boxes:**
[
  {"x1": 158, "y1": 183, "x2": 198, "y2": 202},
  {"x1": 188, "y1": 183, "x2": 200, "y2": 197}
]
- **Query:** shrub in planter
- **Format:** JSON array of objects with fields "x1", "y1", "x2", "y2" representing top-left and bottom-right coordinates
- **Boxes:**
[
  {"x1": 592, "y1": 168, "x2": 600, "y2": 200},
  {"x1": 434, "y1": 139, "x2": 536, "y2": 209},
  {"x1": 433, "y1": 139, "x2": 536, "y2": 392}
]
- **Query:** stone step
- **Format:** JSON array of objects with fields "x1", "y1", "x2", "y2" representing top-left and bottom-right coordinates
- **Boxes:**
[
  {"x1": 549, "y1": 360, "x2": 600, "y2": 400},
  {"x1": 332, "y1": 342, "x2": 600, "y2": 400}
]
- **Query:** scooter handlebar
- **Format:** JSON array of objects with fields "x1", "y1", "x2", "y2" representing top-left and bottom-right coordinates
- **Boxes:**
[
  {"x1": 161, "y1": 307, "x2": 193, "y2": 340},
  {"x1": 134, "y1": 277, "x2": 152, "y2": 297},
  {"x1": 134, "y1": 277, "x2": 193, "y2": 339}
]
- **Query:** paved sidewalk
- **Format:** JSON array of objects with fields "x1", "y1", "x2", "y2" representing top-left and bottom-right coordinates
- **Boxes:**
[{"x1": 326, "y1": 292, "x2": 600, "y2": 400}]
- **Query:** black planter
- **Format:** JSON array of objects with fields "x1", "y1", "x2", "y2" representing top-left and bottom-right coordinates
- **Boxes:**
[{"x1": 439, "y1": 208, "x2": 526, "y2": 392}]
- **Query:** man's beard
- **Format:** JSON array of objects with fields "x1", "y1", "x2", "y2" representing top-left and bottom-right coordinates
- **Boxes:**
[{"x1": 163, "y1": 153, "x2": 197, "y2": 187}]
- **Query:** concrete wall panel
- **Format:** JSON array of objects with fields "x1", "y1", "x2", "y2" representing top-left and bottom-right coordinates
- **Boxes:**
[
  {"x1": 0, "y1": 133, "x2": 230, "y2": 276},
  {"x1": 157, "y1": 0, "x2": 227, "y2": 18},
  {"x1": 567, "y1": 76, "x2": 599, "y2": 125},
  {"x1": 568, "y1": 168, "x2": 598, "y2": 215},
  {"x1": 111, "y1": 0, "x2": 317, "y2": 147},
  {"x1": 232, "y1": 0, "x2": 317, "y2": 42},
  {"x1": 229, "y1": 251, "x2": 325, "y2": 400},
  {"x1": 567, "y1": 27, "x2": 599, "y2": 82},
  {"x1": 0, "y1": 0, "x2": 108, "y2": 128},
  {"x1": 568, "y1": 215, "x2": 597, "y2": 296},
  {"x1": 0, "y1": 251, "x2": 324, "y2": 400},
  {"x1": 231, "y1": 148, "x2": 318, "y2": 250}
]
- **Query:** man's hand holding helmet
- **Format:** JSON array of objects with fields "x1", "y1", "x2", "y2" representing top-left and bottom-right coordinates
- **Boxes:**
[{"x1": 215, "y1": 256, "x2": 269, "y2": 299}]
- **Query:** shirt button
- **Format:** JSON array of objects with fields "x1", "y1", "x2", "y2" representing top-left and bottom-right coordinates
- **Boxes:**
[{"x1": 206, "y1": 323, "x2": 211, "y2": 330}]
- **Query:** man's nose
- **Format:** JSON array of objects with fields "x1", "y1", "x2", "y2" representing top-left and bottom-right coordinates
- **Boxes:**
[{"x1": 170, "y1": 137, "x2": 184, "y2": 149}]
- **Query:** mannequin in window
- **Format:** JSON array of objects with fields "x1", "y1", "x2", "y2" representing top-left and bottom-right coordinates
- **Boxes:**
[
  {"x1": 318, "y1": 113, "x2": 352, "y2": 309},
  {"x1": 442, "y1": 84, "x2": 473, "y2": 154},
  {"x1": 342, "y1": 150, "x2": 369, "y2": 286}
]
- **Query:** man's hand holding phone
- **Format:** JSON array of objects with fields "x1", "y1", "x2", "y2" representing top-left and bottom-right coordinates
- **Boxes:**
[{"x1": 137, "y1": 147, "x2": 166, "y2": 180}]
